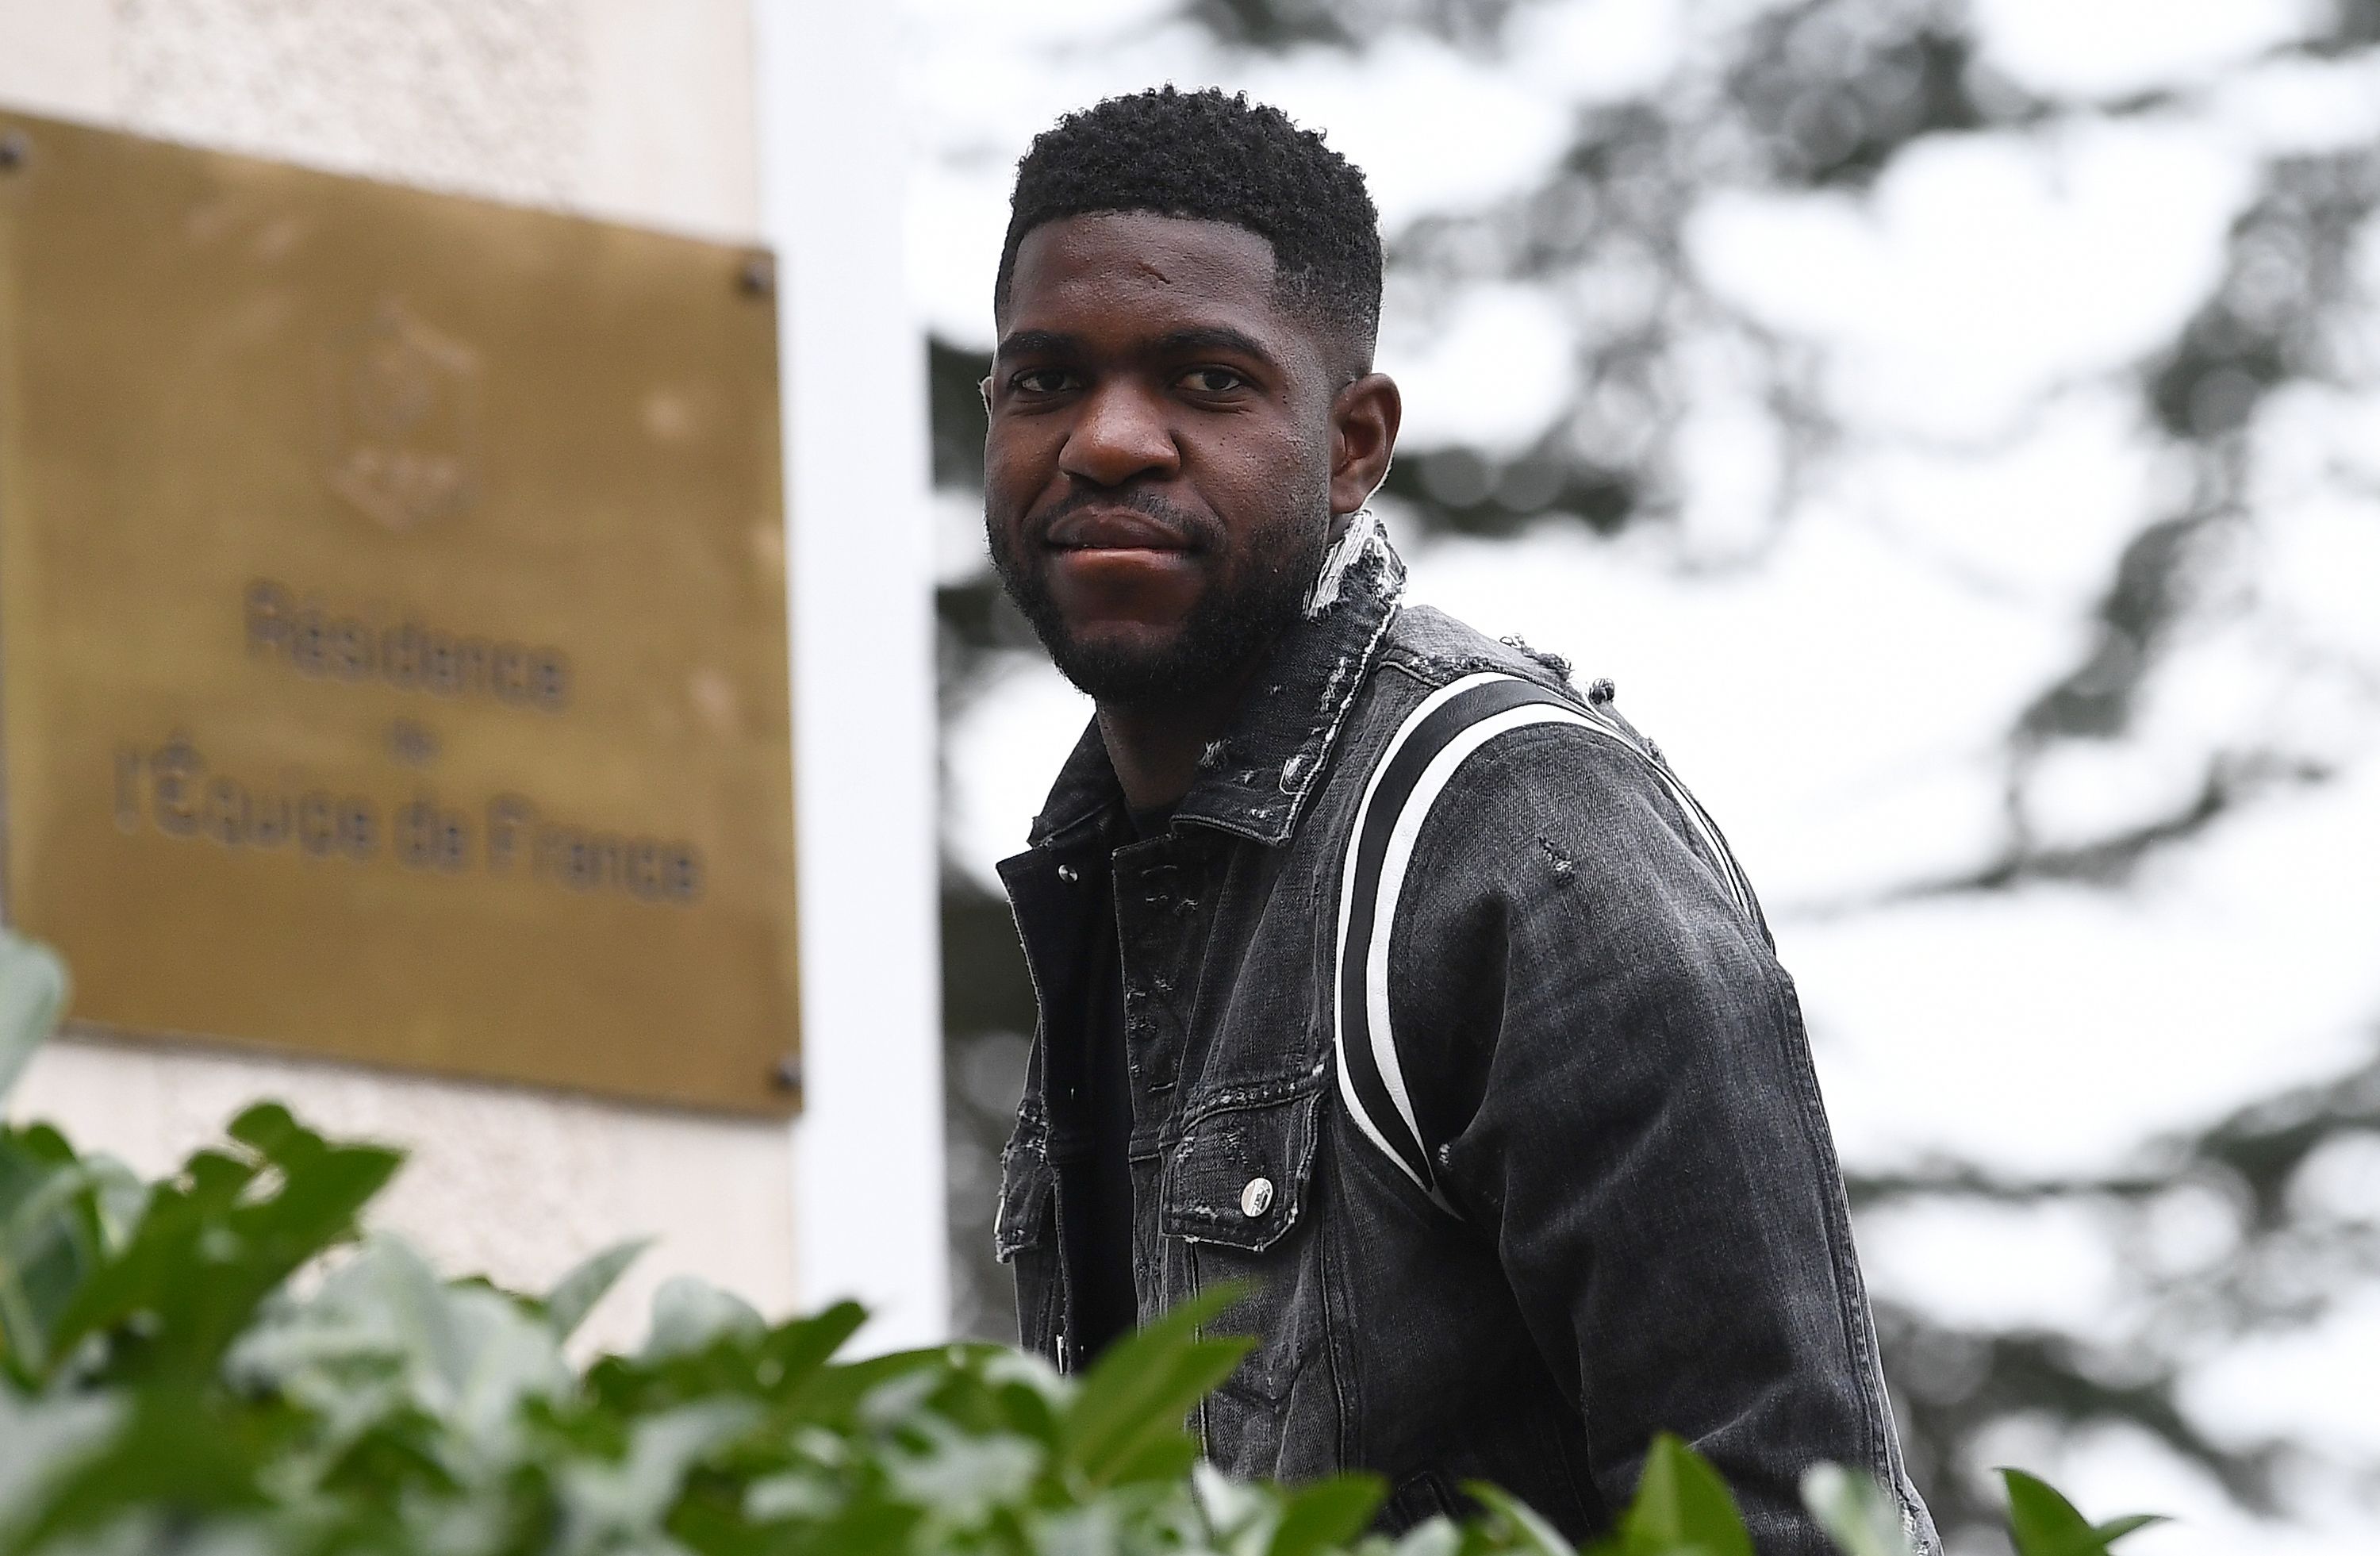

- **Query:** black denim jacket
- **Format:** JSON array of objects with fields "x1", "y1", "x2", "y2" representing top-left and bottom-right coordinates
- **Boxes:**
[{"x1": 994, "y1": 532, "x2": 1939, "y2": 1554}]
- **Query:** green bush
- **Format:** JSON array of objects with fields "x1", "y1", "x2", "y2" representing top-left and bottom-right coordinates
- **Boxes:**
[{"x1": 0, "y1": 933, "x2": 2158, "y2": 1555}]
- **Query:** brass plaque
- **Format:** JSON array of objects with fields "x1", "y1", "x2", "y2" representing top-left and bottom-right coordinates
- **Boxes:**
[{"x1": 0, "y1": 109, "x2": 800, "y2": 1115}]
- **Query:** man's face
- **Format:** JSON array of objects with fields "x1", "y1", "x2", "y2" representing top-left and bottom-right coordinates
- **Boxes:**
[{"x1": 984, "y1": 213, "x2": 1340, "y2": 709}]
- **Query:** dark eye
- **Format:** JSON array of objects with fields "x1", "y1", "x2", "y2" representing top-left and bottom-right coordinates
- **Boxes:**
[
  {"x1": 1178, "y1": 366, "x2": 1249, "y2": 394},
  {"x1": 1009, "y1": 367, "x2": 1077, "y2": 396}
]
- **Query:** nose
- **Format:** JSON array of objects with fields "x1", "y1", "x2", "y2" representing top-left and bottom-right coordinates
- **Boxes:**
[{"x1": 1058, "y1": 379, "x2": 1179, "y2": 489}]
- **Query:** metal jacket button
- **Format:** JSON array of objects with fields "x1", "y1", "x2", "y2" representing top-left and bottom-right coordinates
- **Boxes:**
[
  {"x1": 1056, "y1": 863, "x2": 1079, "y2": 884},
  {"x1": 1240, "y1": 1177, "x2": 1274, "y2": 1218}
]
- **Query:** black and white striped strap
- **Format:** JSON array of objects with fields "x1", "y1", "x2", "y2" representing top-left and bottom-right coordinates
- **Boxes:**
[{"x1": 1330, "y1": 672, "x2": 1755, "y2": 1210}]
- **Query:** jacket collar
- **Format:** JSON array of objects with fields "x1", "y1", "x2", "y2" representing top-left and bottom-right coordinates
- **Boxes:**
[{"x1": 1023, "y1": 515, "x2": 1405, "y2": 852}]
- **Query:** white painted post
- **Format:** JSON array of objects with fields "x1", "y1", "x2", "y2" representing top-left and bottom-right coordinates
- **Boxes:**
[{"x1": 754, "y1": 0, "x2": 952, "y2": 1348}]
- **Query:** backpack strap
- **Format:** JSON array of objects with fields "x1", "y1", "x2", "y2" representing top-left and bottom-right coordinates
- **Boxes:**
[{"x1": 1330, "y1": 671, "x2": 1757, "y2": 1212}]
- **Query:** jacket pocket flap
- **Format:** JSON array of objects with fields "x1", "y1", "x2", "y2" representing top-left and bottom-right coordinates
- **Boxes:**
[
  {"x1": 994, "y1": 1136, "x2": 1054, "y2": 1262},
  {"x1": 1159, "y1": 1085, "x2": 1321, "y2": 1253}
]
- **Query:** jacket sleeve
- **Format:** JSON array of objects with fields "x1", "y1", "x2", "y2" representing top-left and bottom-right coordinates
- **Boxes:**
[{"x1": 1380, "y1": 720, "x2": 1925, "y2": 1554}]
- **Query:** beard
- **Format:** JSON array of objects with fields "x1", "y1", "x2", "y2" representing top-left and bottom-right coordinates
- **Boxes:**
[{"x1": 988, "y1": 484, "x2": 1331, "y2": 710}]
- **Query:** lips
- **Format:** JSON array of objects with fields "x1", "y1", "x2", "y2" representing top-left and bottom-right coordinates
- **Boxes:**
[
  {"x1": 1043, "y1": 509, "x2": 1193, "y2": 552},
  {"x1": 1023, "y1": 500, "x2": 1207, "y2": 629}
]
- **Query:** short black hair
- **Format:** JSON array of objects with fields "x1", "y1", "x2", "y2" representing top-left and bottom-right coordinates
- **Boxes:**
[{"x1": 997, "y1": 86, "x2": 1384, "y2": 373}]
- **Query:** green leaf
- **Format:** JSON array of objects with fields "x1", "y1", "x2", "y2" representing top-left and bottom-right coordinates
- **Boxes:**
[
  {"x1": 1800, "y1": 1464, "x2": 1915, "y2": 1556},
  {"x1": 881, "y1": 1420, "x2": 1045, "y2": 1529},
  {"x1": 226, "y1": 1099, "x2": 306, "y2": 1157},
  {"x1": 2, "y1": 1388, "x2": 269, "y2": 1554},
  {"x1": 42, "y1": 1119, "x2": 401, "y2": 1385},
  {"x1": 759, "y1": 1300, "x2": 869, "y2": 1402},
  {"x1": 1461, "y1": 1481, "x2": 1575, "y2": 1556},
  {"x1": 543, "y1": 1237, "x2": 652, "y2": 1340},
  {"x1": 0, "y1": 932, "x2": 67, "y2": 1105},
  {"x1": 555, "y1": 1397, "x2": 764, "y2": 1551},
  {"x1": 2000, "y1": 1469, "x2": 2167, "y2": 1556},
  {"x1": 0, "y1": 1389, "x2": 122, "y2": 1541},
  {"x1": 2091, "y1": 1514, "x2": 2170, "y2": 1545},
  {"x1": 1614, "y1": 1435, "x2": 1751, "y2": 1556},
  {"x1": 1061, "y1": 1284, "x2": 1253, "y2": 1489},
  {"x1": 1269, "y1": 1473, "x2": 1388, "y2": 1556},
  {"x1": 1102, "y1": 1429, "x2": 1203, "y2": 1487},
  {"x1": 643, "y1": 1274, "x2": 766, "y2": 1361},
  {"x1": 0, "y1": 1139, "x2": 115, "y2": 1381},
  {"x1": 1385, "y1": 1514, "x2": 1461, "y2": 1556},
  {"x1": 71, "y1": 1152, "x2": 148, "y2": 1254},
  {"x1": 1193, "y1": 1458, "x2": 1273, "y2": 1544},
  {"x1": 800, "y1": 1499, "x2": 924, "y2": 1556}
]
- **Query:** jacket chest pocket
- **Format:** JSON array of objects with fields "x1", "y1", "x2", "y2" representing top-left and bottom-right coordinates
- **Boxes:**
[
  {"x1": 1160, "y1": 1082, "x2": 1322, "y2": 1254},
  {"x1": 1160, "y1": 1080, "x2": 1338, "y2": 1479}
]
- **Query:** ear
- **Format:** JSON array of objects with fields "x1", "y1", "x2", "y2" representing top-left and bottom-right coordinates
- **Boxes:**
[
  {"x1": 979, "y1": 375, "x2": 994, "y2": 415},
  {"x1": 1328, "y1": 373, "x2": 1401, "y2": 517}
]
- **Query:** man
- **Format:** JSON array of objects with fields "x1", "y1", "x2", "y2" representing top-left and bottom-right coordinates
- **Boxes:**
[{"x1": 982, "y1": 86, "x2": 1938, "y2": 1554}]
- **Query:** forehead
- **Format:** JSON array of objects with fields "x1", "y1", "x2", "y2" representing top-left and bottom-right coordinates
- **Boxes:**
[{"x1": 1000, "y1": 212, "x2": 1293, "y2": 344}]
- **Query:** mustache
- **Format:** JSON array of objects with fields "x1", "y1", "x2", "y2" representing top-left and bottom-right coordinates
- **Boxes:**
[{"x1": 1026, "y1": 487, "x2": 1223, "y2": 551}]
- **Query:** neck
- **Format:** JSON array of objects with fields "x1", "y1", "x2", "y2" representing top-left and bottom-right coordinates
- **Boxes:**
[{"x1": 1096, "y1": 659, "x2": 1265, "y2": 813}]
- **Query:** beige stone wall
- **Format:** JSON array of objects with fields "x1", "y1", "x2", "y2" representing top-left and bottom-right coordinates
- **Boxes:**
[
  {"x1": 0, "y1": 0, "x2": 797, "y2": 1353},
  {"x1": 11, "y1": 0, "x2": 760, "y2": 235}
]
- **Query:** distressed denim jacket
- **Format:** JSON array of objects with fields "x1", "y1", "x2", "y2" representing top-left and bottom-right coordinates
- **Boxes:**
[{"x1": 994, "y1": 524, "x2": 1939, "y2": 1554}]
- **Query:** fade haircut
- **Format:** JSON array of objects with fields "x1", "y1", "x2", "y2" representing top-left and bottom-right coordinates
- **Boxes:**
[{"x1": 996, "y1": 86, "x2": 1384, "y2": 375}]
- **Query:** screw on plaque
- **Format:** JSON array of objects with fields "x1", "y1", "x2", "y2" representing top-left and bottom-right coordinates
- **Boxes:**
[
  {"x1": 0, "y1": 133, "x2": 29, "y2": 171},
  {"x1": 771, "y1": 1055, "x2": 803, "y2": 1093},
  {"x1": 739, "y1": 252, "x2": 777, "y2": 298}
]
